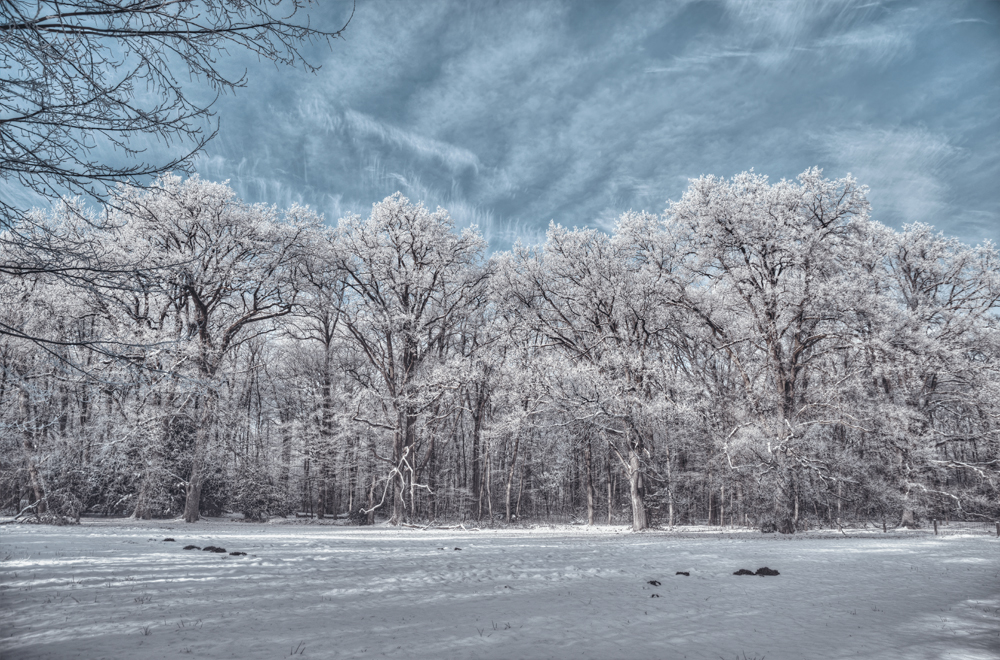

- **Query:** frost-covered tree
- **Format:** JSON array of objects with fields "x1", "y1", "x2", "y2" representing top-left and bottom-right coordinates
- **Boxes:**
[
  {"x1": 661, "y1": 169, "x2": 875, "y2": 530},
  {"x1": 108, "y1": 175, "x2": 318, "y2": 521},
  {"x1": 863, "y1": 222, "x2": 1000, "y2": 525},
  {"x1": 329, "y1": 194, "x2": 490, "y2": 524},
  {"x1": 3, "y1": 170, "x2": 996, "y2": 529},
  {"x1": 497, "y1": 217, "x2": 682, "y2": 530}
]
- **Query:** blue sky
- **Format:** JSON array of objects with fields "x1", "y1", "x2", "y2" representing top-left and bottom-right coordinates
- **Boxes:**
[{"x1": 192, "y1": 0, "x2": 999, "y2": 249}]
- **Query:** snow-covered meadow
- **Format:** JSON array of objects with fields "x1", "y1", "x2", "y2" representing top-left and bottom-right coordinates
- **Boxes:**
[{"x1": 1, "y1": 521, "x2": 997, "y2": 660}]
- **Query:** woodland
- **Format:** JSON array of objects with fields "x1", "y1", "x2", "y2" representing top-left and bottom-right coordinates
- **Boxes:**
[{"x1": 2, "y1": 168, "x2": 998, "y2": 531}]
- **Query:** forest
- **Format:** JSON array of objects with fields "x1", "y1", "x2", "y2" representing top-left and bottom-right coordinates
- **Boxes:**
[{"x1": 2, "y1": 168, "x2": 998, "y2": 532}]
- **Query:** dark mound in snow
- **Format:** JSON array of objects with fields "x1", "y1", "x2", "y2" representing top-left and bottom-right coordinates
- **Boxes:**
[
  {"x1": 163, "y1": 538, "x2": 175, "y2": 542},
  {"x1": 651, "y1": 593, "x2": 660, "y2": 598},
  {"x1": 648, "y1": 580, "x2": 661, "y2": 586},
  {"x1": 454, "y1": 547, "x2": 462, "y2": 551},
  {"x1": 229, "y1": 551, "x2": 246, "y2": 556},
  {"x1": 733, "y1": 568, "x2": 755, "y2": 576},
  {"x1": 183, "y1": 545, "x2": 200, "y2": 550},
  {"x1": 676, "y1": 571, "x2": 690, "y2": 576},
  {"x1": 202, "y1": 546, "x2": 227, "y2": 553},
  {"x1": 756, "y1": 567, "x2": 779, "y2": 576}
]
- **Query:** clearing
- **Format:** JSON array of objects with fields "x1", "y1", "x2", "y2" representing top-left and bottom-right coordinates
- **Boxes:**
[{"x1": 1, "y1": 520, "x2": 997, "y2": 659}]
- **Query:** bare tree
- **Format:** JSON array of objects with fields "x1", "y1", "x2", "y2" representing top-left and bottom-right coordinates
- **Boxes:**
[{"x1": 0, "y1": 0, "x2": 351, "y2": 229}]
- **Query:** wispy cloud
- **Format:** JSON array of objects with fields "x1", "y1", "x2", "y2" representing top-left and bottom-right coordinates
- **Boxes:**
[
  {"x1": 339, "y1": 109, "x2": 481, "y2": 175},
  {"x1": 187, "y1": 0, "x2": 999, "y2": 249},
  {"x1": 816, "y1": 125, "x2": 960, "y2": 224}
]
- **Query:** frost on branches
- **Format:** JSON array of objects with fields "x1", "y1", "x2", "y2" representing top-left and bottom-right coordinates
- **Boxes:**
[{"x1": 1, "y1": 171, "x2": 997, "y2": 529}]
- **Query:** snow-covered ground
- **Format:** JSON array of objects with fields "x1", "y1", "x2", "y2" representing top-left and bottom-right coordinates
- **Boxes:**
[{"x1": 1, "y1": 520, "x2": 997, "y2": 660}]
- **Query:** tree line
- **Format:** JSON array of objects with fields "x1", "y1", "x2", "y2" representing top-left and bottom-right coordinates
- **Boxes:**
[{"x1": 2, "y1": 169, "x2": 998, "y2": 531}]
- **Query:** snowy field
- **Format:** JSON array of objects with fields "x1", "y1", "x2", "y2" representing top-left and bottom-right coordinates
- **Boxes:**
[{"x1": 1, "y1": 521, "x2": 997, "y2": 660}]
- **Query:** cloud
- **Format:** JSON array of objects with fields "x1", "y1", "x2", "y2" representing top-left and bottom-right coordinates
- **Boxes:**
[
  {"x1": 816, "y1": 125, "x2": 960, "y2": 224},
  {"x1": 349, "y1": 111, "x2": 479, "y2": 173},
  {"x1": 183, "y1": 0, "x2": 999, "y2": 250}
]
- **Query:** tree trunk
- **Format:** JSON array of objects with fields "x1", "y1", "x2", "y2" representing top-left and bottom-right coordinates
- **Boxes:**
[
  {"x1": 302, "y1": 457, "x2": 312, "y2": 516},
  {"x1": 470, "y1": 392, "x2": 484, "y2": 519},
  {"x1": 515, "y1": 464, "x2": 524, "y2": 520},
  {"x1": 720, "y1": 483, "x2": 725, "y2": 528},
  {"x1": 391, "y1": 422, "x2": 403, "y2": 525},
  {"x1": 318, "y1": 357, "x2": 334, "y2": 519},
  {"x1": 410, "y1": 444, "x2": 417, "y2": 521},
  {"x1": 132, "y1": 471, "x2": 152, "y2": 520},
  {"x1": 836, "y1": 479, "x2": 842, "y2": 524},
  {"x1": 627, "y1": 436, "x2": 648, "y2": 531},
  {"x1": 584, "y1": 437, "x2": 595, "y2": 526},
  {"x1": 183, "y1": 476, "x2": 203, "y2": 523},
  {"x1": 776, "y1": 478, "x2": 796, "y2": 535},
  {"x1": 367, "y1": 475, "x2": 376, "y2": 525},
  {"x1": 183, "y1": 393, "x2": 213, "y2": 523},
  {"x1": 707, "y1": 478, "x2": 713, "y2": 526},
  {"x1": 606, "y1": 444, "x2": 613, "y2": 525},
  {"x1": 279, "y1": 405, "x2": 292, "y2": 500},
  {"x1": 504, "y1": 434, "x2": 521, "y2": 524},
  {"x1": 427, "y1": 435, "x2": 437, "y2": 519},
  {"x1": 485, "y1": 443, "x2": 494, "y2": 522},
  {"x1": 19, "y1": 388, "x2": 45, "y2": 515},
  {"x1": 390, "y1": 405, "x2": 416, "y2": 525},
  {"x1": 346, "y1": 435, "x2": 357, "y2": 512},
  {"x1": 317, "y1": 459, "x2": 330, "y2": 519},
  {"x1": 25, "y1": 460, "x2": 45, "y2": 516},
  {"x1": 665, "y1": 444, "x2": 675, "y2": 528}
]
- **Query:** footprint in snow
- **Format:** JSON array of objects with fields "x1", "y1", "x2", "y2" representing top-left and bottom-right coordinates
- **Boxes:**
[
  {"x1": 163, "y1": 538, "x2": 175, "y2": 542},
  {"x1": 676, "y1": 572, "x2": 690, "y2": 576}
]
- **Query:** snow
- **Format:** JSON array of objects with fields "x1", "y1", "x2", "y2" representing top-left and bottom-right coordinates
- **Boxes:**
[{"x1": 1, "y1": 521, "x2": 998, "y2": 660}]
